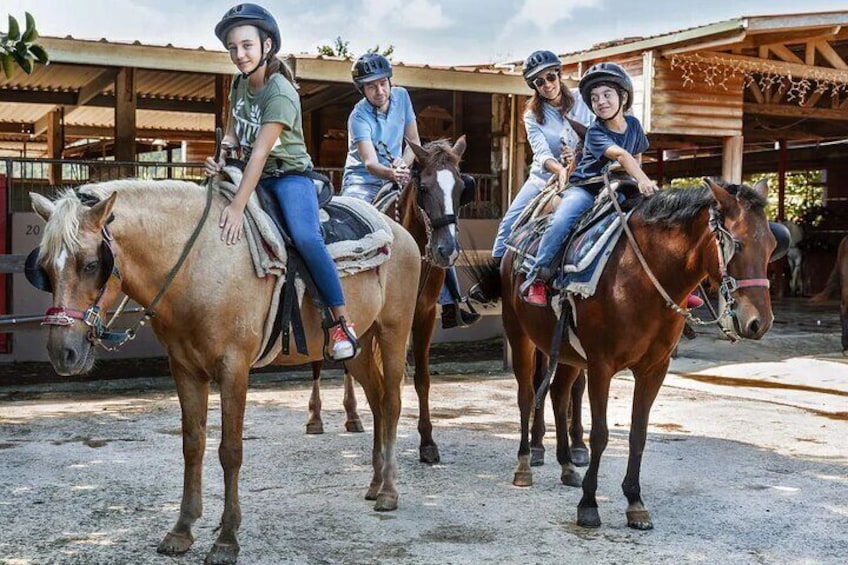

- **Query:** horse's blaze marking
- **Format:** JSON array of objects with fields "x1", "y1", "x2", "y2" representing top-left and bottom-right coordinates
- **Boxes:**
[
  {"x1": 54, "y1": 249, "x2": 68, "y2": 272},
  {"x1": 436, "y1": 169, "x2": 457, "y2": 239}
]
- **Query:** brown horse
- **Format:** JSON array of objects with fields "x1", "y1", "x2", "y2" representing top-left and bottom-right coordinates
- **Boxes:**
[
  {"x1": 811, "y1": 234, "x2": 848, "y2": 354},
  {"x1": 307, "y1": 137, "x2": 468, "y2": 464},
  {"x1": 498, "y1": 178, "x2": 777, "y2": 530},
  {"x1": 27, "y1": 179, "x2": 421, "y2": 564}
]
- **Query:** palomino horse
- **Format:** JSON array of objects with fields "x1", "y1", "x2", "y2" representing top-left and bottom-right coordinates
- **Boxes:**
[
  {"x1": 811, "y1": 234, "x2": 848, "y2": 354},
  {"x1": 307, "y1": 137, "x2": 468, "y2": 463},
  {"x1": 27, "y1": 180, "x2": 421, "y2": 564},
  {"x1": 499, "y1": 178, "x2": 777, "y2": 530}
]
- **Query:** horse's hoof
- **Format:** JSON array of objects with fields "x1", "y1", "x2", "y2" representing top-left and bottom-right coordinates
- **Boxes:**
[
  {"x1": 374, "y1": 492, "x2": 398, "y2": 511},
  {"x1": 204, "y1": 542, "x2": 239, "y2": 565},
  {"x1": 345, "y1": 419, "x2": 364, "y2": 433},
  {"x1": 626, "y1": 509, "x2": 654, "y2": 530},
  {"x1": 365, "y1": 485, "x2": 379, "y2": 501},
  {"x1": 530, "y1": 446, "x2": 545, "y2": 467},
  {"x1": 577, "y1": 507, "x2": 602, "y2": 528},
  {"x1": 570, "y1": 446, "x2": 589, "y2": 467},
  {"x1": 560, "y1": 469, "x2": 582, "y2": 488},
  {"x1": 513, "y1": 470, "x2": 533, "y2": 487},
  {"x1": 419, "y1": 444, "x2": 441, "y2": 464},
  {"x1": 157, "y1": 531, "x2": 194, "y2": 555},
  {"x1": 306, "y1": 421, "x2": 324, "y2": 435}
]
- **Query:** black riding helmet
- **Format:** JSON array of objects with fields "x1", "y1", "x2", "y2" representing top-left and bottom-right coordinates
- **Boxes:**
[
  {"x1": 522, "y1": 50, "x2": 561, "y2": 90},
  {"x1": 578, "y1": 62, "x2": 634, "y2": 113},
  {"x1": 352, "y1": 53, "x2": 393, "y2": 93},
  {"x1": 215, "y1": 4, "x2": 281, "y2": 77}
]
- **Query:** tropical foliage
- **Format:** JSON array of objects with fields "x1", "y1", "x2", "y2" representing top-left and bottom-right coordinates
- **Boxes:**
[{"x1": 1, "y1": 12, "x2": 49, "y2": 78}]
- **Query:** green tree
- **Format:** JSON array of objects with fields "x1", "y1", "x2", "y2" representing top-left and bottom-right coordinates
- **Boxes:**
[
  {"x1": 316, "y1": 36, "x2": 394, "y2": 60},
  {"x1": 1, "y1": 12, "x2": 49, "y2": 77}
]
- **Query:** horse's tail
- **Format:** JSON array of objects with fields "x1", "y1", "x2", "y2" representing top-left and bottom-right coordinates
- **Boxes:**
[
  {"x1": 463, "y1": 255, "x2": 502, "y2": 303},
  {"x1": 811, "y1": 237, "x2": 847, "y2": 303}
]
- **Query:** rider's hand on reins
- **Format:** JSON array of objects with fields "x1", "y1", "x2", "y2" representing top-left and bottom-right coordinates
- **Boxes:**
[
  {"x1": 204, "y1": 155, "x2": 225, "y2": 177},
  {"x1": 219, "y1": 203, "x2": 245, "y2": 245},
  {"x1": 638, "y1": 179, "x2": 660, "y2": 196},
  {"x1": 392, "y1": 159, "x2": 411, "y2": 185}
]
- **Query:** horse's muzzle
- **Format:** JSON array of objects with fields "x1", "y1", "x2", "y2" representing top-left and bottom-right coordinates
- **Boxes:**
[{"x1": 47, "y1": 328, "x2": 96, "y2": 376}]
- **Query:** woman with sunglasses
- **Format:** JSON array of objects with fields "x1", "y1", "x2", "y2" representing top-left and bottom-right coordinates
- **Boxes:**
[{"x1": 474, "y1": 50, "x2": 592, "y2": 303}]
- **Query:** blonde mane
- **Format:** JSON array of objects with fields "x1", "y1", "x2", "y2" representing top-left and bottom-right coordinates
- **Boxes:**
[{"x1": 38, "y1": 178, "x2": 205, "y2": 264}]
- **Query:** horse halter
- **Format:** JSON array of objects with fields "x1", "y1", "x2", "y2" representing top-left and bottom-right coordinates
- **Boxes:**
[
  {"x1": 26, "y1": 220, "x2": 133, "y2": 350},
  {"x1": 375, "y1": 141, "x2": 458, "y2": 262}
]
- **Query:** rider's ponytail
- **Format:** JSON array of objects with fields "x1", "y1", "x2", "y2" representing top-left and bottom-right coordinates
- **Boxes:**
[{"x1": 265, "y1": 55, "x2": 298, "y2": 88}]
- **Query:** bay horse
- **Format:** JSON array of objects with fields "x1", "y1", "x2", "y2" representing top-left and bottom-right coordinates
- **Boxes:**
[
  {"x1": 497, "y1": 178, "x2": 777, "y2": 530},
  {"x1": 27, "y1": 179, "x2": 421, "y2": 564},
  {"x1": 811, "y1": 234, "x2": 848, "y2": 354},
  {"x1": 307, "y1": 137, "x2": 468, "y2": 464}
]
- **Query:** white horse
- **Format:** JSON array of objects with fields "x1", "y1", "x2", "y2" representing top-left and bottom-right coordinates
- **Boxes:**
[{"x1": 781, "y1": 219, "x2": 804, "y2": 296}]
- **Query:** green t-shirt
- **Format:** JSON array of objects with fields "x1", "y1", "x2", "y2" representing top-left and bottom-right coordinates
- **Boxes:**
[{"x1": 230, "y1": 73, "x2": 312, "y2": 176}]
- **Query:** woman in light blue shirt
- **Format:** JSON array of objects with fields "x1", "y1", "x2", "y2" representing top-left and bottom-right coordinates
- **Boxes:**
[{"x1": 490, "y1": 50, "x2": 593, "y2": 262}]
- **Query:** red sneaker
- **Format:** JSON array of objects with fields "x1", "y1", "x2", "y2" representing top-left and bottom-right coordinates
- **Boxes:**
[
  {"x1": 523, "y1": 280, "x2": 548, "y2": 307},
  {"x1": 685, "y1": 294, "x2": 704, "y2": 309},
  {"x1": 331, "y1": 322, "x2": 358, "y2": 361}
]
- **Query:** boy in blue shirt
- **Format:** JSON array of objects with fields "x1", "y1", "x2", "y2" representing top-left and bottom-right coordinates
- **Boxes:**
[{"x1": 522, "y1": 62, "x2": 659, "y2": 306}]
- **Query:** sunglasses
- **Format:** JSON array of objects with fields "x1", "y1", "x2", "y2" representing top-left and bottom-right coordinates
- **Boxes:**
[{"x1": 533, "y1": 72, "x2": 560, "y2": 88}]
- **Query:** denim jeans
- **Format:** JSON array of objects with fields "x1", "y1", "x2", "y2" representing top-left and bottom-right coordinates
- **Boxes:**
[
  {"x1": 528, "y1": 186, "x2": 597, "y2": 276},
  {"x1": 492, "y1": 176, "x2": 546, "y2": 259},
  {"x1": 261, "y1": 175, "x2": 345, "y2": 307},
  {"x1": 438, "y1": 266, "x2": 463, "y2": 306}
]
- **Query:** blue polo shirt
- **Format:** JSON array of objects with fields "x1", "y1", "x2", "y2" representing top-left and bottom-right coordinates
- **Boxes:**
[
  {"x1": 570, "y1": 115, "x2": 649, "y2": 191},
  {"x1": 341, "y1": 86, "x2": 416, "y2": 193}
]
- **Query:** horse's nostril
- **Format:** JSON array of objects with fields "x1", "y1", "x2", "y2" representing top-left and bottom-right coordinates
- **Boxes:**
[
  {"x1": 748, "y1": 319, "x2": 761, "y2": 336},
  {"x1": 63, "y1": 348, "x2": 78, "y2": 367}
]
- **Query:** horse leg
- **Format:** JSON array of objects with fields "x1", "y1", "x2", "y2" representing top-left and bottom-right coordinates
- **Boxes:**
[
  {"x1": 157, "y1": 363, "x2": 209, "y2": 556},
  {"x1": 342, "y1": 371, "x2": 365, "y2": 433},
  {"x1": 622, "y1": 360, "x2": 670, "y2": 531},
  {"x1": 841, "y1": 301, "x2": 848, "y2": 355},
  {"x1": 506, "y1": 326, "x2": 537, "y2": 487},
  {"x1": 568, "y1": 370, "x2": 589, "y2": 467},
  {"x1": 550, "y1": 364, "x2": 582, "y2": 487},
  {"x1": 530, "y1": 350, "x2": 546, "y2": 467},
  {"x1": 205, "y1": 358, "x2": 250, "y2": 565},
  {"x1": 577, "y1": 364, "x2": 613, "y2": 528},
  {"x1": 306, "y1": 361, "x2": 324, "y2": 434},
  {"x1": 413, "y1": 268, "x2": 443, "y2": 463},
  {"x1": 346, "y1": 332, "x2": 386, "y2": 503}
]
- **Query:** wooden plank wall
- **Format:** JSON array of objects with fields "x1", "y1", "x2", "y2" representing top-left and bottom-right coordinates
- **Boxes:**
[{"x1": 649, "y1": 53, "x2": 744, "y2": 138}]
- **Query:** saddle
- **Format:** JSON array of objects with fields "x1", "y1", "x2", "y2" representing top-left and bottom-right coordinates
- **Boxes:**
[{"x1": 508, "y1": 175, "x2": 642, "y2": 298}]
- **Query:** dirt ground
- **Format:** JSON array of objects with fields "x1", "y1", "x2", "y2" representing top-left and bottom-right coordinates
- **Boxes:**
[{"x1": 0, "y1": 298, "x2": 847, "y2": 564}]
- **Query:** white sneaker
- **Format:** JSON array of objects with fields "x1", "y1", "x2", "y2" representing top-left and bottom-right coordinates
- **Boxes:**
[{"x1": 331, "y1": 323, "x2": 358, "y2": 361}]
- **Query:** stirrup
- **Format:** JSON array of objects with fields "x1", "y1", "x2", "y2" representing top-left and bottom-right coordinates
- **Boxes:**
[{"x1": 322, "y1": 316, "x2": 359, "y2": 362}]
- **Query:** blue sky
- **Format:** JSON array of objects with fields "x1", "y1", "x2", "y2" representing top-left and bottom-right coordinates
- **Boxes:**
[{"x1": 7, "y1": 0, "x2": 848, "y2": 65}]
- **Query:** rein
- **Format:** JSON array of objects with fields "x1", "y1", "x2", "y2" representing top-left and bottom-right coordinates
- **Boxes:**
[
  {"x1": 41, "y1": 130, "x2": 222, "y2": 350},
  {"x1": 603, "y1": 172, "x2": 770, "y2": 342}
]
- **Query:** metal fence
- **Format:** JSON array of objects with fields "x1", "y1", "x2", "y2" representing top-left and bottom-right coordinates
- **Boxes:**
[{"x1": 0, "y1": 157, "x2": 502, "y2": 218}]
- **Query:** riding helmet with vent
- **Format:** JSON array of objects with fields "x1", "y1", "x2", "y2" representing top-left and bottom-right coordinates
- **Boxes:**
[
  {"x1": 578, "y1": 62, "x2": 634, "y2": 112},
  {"x1": 351, "y1": 53, "x2": 393, "y2": 92},
  {"x1": 215, "y1": 3, "x2": 281, "y2": 55},
  {"x1": 522, "y1": 50, "x2": 562, "y2": 89}
]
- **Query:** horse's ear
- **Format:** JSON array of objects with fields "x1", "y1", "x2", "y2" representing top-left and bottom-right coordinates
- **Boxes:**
[
  {"x1": 752, "y1": 178, "x2": 769, "y2": 200},
  {"x1": 704, "y1": 178, "x2": 736, "y2": 213},
  {"x1": 406, "y1": 138, "x2": 429, "y2": 163},
  {"x1": 83, "y1": 192, "x2": 118, "y2": 231},
  {"x1": 30, "y1": 192, "x2": 55, "y2": 222},
  {"x1": 452, "y1": 135, "x2": 467, "y2": 159}
]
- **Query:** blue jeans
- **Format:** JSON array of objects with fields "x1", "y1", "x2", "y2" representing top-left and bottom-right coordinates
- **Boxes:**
[
  {"x1": 492, "y1": 176, "x2": 546, "y2": 259},
  {"x1": 528, "y1": 186, "x2": 597, "y2": 276},
  {"x1": 438, "y1": 266, "x2": 462, "y2": 306},
  {"x1": 261, "y1": 175, "x2": 345, "y2": 307},
  {"x1": 340, "y1": 181, "x2": 381, "y2": 202}
]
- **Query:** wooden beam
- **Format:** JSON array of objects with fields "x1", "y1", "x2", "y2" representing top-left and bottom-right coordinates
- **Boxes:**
[
  {"x1": 813, "y1": 39, "x2": 848, "y2": 69},
  {"x1": 46, "y1": 109, "x2": 63, "y2": 184},
  {"x1": 114, "y1": 67, "x2": 137, "y2": 162},
  {"x1": 64, "y1": 125, "x2": 213, "y2": 140},
  {"x1": 744, "y1": 26, "x2": 842, "y2": 48},
  {"x1": 806, "y1": 41, "x2": 816, "y2": 66},
  {"x1": 747, "y1": 80, "x2": 765, "y2": 104},
  {"x1": 301, "y1": 84, "x2": 358, "y2": 113},
  {"x1": 722, "y1": 135, "x2": 743, "y2": 183},
  {"x1": 744, "y1": 101, "x2": 848, "y2": 121},
  {"x1": 77, "y1": 68, "x2": 119, "y2": 106},
  {"x1": 768, "y1": 44, "x2": 804, "y2": 65},
  {"x1": 0, "y1": 90, "x2": 214, "y2": 113},
  {"x1": 700, "y1": 51, "x2": 848, "y2": 84}
]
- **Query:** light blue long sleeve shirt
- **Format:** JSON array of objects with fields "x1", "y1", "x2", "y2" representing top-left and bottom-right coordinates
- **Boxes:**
[{"x1": 524, "y1": 88, "x2": 594, "y2": 182}]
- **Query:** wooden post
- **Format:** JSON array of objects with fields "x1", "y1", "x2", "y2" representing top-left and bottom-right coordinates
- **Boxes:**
[
  {"x1": 655, "y1": 147, "x2": 664, "y2": 187},
  {"x1": 722, "y1": 135, "x2": 743, "y2": 183},
  {"x1": 114, "y1": 67, "x2": 137, "y2": 175},
  {"x1": 452, "y1": 91, "x2": 464, "y2": 139},
  {"x1": 777, "y1": 138, "x2": 787, "y2": 221},
  {"x1": 214, "y1": 74, "x2": 232, "y2": 135},
  {"x1": 46, "y1": 108, "x2": 63, "y2": 185}
]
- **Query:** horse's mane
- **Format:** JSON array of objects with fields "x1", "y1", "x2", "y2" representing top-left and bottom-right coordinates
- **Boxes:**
[
  {"x1": 420, "y1": 139, "x2": 460, "y2": 170},
  {"x1": 38, "y1": 179, "x2": 203, "y2": 262},
  {"x1": 637, "y1": 181, "x2": 767, "y2": 227}
]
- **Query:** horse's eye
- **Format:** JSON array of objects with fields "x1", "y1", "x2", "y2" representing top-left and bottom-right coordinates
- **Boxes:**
[
  {"x1": 733, "y1": 240, "x2": 743, "y2": 252},
  {"x1": 83, "y1": 260, "x2": 100, "y2": 274}
]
